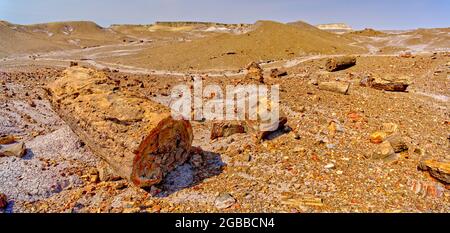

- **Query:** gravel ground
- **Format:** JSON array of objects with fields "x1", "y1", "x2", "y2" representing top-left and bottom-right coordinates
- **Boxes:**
[{"x1": 0, "y1": 52, "x2": 449, "y2": 213}]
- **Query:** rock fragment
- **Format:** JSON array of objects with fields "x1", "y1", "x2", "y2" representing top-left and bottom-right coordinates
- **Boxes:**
[
  {"x1": 97, "y1": 161, "x2": 122, "y2": 182},
  {"x1": 370, "y1": 131, "x2": 388, "y2": 144},
  {"x1": 0, "y1": 142, "x2": 26, "y2": 158},
  {"x1": 244, "y1": 98, "x2": 288, "y2": 142},
  {"x1": 386, "y1": 134, "x2": 408, "y2": 153},
  {"x1": 410, "y1": 180, "x2": 445, "y2": 198},
  {"x1": 0, "y1": 135, "x2": 16, "y2": 145},
  {"x1": 215, "y1": 193, "x2": 236, "y2": 209},
  {"x1": 210, "y1": 122, "x2": 246, "y2": 140},
  {"x1": 381, "y1": 123, "x2": 399, "y2": 134},
  {"x1": 318, "y1": 81, "x2": 350, "y2": 95},
  {"x1": 418, "y1": 160, "x2": 450, "y2": 184},
  {"x1": 372, "y1": 141, "x2": 395, "y2": 159},
  {"x1": 246, "y1": 117, "x2": 288, "y2": 142},
  {"x1": 270, "y1": 68, "x2": 288, "y2": 78},
  {"x1": 360, "y1": 75, "x2": 411, "y2": 92}
]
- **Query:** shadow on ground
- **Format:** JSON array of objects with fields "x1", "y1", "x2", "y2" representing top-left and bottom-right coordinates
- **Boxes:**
[{"x1": 156, "y1": 150, "x2": 225, "y2": 197}]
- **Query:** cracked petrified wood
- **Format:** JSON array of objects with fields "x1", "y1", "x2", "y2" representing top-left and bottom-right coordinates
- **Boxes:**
[{"x1": 47, "y1": 67, "x2": 193, "y2": 188}]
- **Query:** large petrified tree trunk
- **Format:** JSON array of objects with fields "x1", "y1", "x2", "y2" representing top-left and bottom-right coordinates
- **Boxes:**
[{"x1": 47, "y1": 67, "x2": 193, "y2": 188}]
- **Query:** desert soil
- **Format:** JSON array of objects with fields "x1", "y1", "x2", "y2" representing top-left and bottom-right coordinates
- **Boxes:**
[{"x1": 0, "y1": 20, "x2": 449, "y2": 213}]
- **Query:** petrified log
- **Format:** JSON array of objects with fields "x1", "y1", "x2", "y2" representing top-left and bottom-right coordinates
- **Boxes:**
[
  {"x1": 325, "y1": 56, "x2": 356, "y2": 72},
  {"x1": 360, "y1": 75, "x2": 411, "y2": 92},
  {"x1": 318, "y1": 81, "x2": 350, "y2": 95},
  {"x1": 369, "y1": 76, "x2": 410, "y2": 92},
  {"x1": 47, "y1": 67, "x2": 193, "y2": 188}
]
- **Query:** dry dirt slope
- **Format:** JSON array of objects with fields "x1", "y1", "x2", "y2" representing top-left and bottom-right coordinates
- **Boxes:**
[
  {"x1": 104, "y1": 20, "x2": 366, "y2": 71},
  {"x1": 0, "y1": 21, "x2": 128, "y2": 58},
  {"x1": 0, "y1": 21, "x2": 69, "y2": 58}
]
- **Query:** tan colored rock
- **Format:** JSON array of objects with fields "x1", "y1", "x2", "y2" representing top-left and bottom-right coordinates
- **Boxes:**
[
  {"x1": 418, "y1": 160, "x2": 450, "y2": 184},
  {"x1": 382, "y1": 123, "x2": 399, "y2": 135},
  {"x1": 97, "y1": 161, "x2": 122, "y2": 182},
  {"x1": 370, "y1": 131, "x2": 388, "y2": 144},
  {"x1": 386, "y1": 134, "x2": 408, "y2": 153},
  {"x1": 214, "y1": 193, "x2": 236, "y2": 209},
  {"x1": 372, "y1": 141, "x2": 395, "y2": 159},
  {"x1": 0, "y1": 142, "x2": 26, "y2": 158},
  {"x1": 246, "y1": 116, "x2": 287, "y2": 142},
  {"x1": 361, "y1": 75, "x2": 411, "y2": 92},
  {"x1": 210, "y1": 122, "x2": 246, "y2": 140},
  {"x1": 47, "y1": 67, "x2": 193, "y2": 188},
  {"x1": 325, "y1": 56, "x2": 356, "y2": 72},
  {"x1": 243, "y1": 98, "x2": 288, "y2": 142},
  {"x1": 318, "y1": 81, "x2": 350, "y2": 95}
]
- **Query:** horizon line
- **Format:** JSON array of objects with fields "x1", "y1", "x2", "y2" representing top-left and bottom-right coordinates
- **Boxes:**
[{"x1": 2, "y1": 18, "x2": 449, "y2": 31}]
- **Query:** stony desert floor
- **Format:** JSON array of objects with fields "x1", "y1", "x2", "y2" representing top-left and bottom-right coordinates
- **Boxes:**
[{"x1": 0, "y1": 21, "x2": 449, "y2": 213}]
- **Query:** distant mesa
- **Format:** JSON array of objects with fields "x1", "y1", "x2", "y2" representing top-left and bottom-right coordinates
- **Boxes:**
[{"x1": 316, "y1": 23, "x2": 353, "y2": 33}]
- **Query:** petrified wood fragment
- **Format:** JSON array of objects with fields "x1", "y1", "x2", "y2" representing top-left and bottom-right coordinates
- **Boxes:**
[
  {"x1": 244, "y1": 99, "x2": 288, "y2": 142},
  {"x1": 318, "y1": 81, "x2": 350, "y2": 95},
  {"x1": 418, "y1": 160, "x2": 450, "y2": 184},
  {"x1": 325, "y1": 56, "x2": 356, "y2": 72},
  {"x1": 360, "y1": 75, "x2": 411, "y2": 92},
  {"x1": 210, "y1": 122, "x2": 246, "y2": 140},
  {"x1": 47, "y1": 67, "x2": 193, "y2": 188}
]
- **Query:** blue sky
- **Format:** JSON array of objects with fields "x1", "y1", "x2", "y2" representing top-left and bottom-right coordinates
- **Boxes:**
[{"x1": 0, "y1": 0, "x2": 449, "y2": 29}]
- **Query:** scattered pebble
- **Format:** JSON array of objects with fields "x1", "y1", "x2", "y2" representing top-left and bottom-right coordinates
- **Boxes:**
[
  {"x1": 214, "y1": 193, "x2": 236, "y2": 209},
  {"x1": 0, "y1": 142, "x2": 26, "y2": 158}
]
